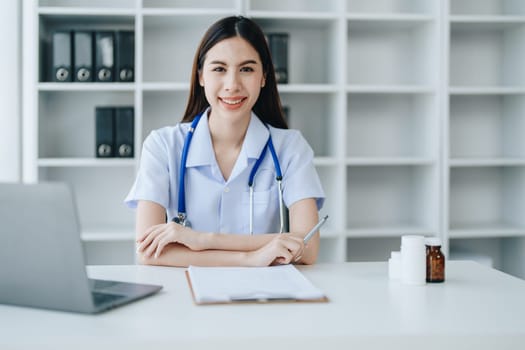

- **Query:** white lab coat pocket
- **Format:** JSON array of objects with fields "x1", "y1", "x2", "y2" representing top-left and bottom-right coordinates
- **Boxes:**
[{"x1": 241, "y1": 188, "x2": 278, "y2": 234}]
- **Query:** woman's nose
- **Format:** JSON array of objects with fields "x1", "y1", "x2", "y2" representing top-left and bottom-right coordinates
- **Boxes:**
[{"x1": 224, "y1": 71, "x2": 241, "y2": 91}]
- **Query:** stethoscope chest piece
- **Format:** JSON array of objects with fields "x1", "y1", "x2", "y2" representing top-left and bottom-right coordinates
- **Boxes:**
[{"x1": 173, "y1": 212, "x2": 191, "y2": 228}]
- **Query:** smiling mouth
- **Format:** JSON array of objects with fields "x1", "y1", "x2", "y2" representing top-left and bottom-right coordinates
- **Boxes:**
[{"x1": 220, "y1": 97, "x2": 246, "y2": 105}]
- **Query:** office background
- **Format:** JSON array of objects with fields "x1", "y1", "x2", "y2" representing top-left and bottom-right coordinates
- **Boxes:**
[{"x1": 2, "y1": 1, "x2": 525, "y2": 279}]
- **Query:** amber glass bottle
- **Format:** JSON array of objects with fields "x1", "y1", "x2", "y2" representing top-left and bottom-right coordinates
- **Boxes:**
[{"x1": 425, "y1": 238, "x2": 445, "y2": 283}]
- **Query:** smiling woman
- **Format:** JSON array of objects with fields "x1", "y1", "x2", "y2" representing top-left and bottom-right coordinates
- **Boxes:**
[{"x1": 124, "y1": 16, "x2": 325, "y2": 268}]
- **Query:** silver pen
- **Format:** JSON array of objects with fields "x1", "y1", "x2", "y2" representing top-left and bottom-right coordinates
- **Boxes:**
[{"x1": 303, "y1": 215, "x2": 329, "y2": 244}]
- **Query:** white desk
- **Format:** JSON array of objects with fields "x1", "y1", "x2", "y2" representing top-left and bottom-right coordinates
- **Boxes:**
[{"x1": 1, "y1": 261, "x2": 525, "y2": 349}]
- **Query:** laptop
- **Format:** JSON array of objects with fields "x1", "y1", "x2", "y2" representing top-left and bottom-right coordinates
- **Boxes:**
[{"x1": 0, "y1": 182, "x2": 162, "y2": 314}]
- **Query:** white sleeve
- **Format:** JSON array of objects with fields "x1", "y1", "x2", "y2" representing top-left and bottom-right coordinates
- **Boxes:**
[
  {"x1": 124, "y1": 130, "x2": 173, "y2": 210},
  {"x1": 281, "y1": 131, "x2": 325, "y2": 210}
]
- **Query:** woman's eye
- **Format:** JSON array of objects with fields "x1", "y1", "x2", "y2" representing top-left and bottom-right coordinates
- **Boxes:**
[
  {"x1": 240, "y1": 66, "x2": 254, "y2": 72},
  {"x1": 212, "y1": 67, "x2": 225, "y2": 72}
]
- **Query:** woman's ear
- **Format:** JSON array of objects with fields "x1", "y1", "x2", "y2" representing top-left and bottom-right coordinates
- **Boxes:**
[
  {"x1": 261, "y1": 73, "x2": 266, "y2": 88},
  {"x1": 198, "y1": 71, "x2": 204, "y2": 87}
]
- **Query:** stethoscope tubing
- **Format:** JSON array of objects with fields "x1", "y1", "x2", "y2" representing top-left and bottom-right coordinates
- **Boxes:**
[
  {"x1": 176, "y1": 112, "x2": 284, "y2": 234},
  {"x1": 175, "y1": 115, "x2": 201, "y2": 225}
]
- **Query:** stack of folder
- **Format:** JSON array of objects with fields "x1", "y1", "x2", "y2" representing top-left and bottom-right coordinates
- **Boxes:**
[
  {"x1": 95, "y1": 107, "x2": 134, "y2": 158},
  {"x1": 267, "y1": 33, "x2": 289, "y2": 84},
  {"x1": 51, "y1": 30, "x2": 134, "y2": 83}
]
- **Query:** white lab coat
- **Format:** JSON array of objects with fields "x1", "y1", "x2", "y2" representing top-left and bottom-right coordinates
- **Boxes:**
[{"x1": 125, "y1": 108, "x2": 325, "y2": 234}]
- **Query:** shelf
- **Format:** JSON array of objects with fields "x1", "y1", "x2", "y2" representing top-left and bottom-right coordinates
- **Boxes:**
[
  {"x1": 248, "y1": 0, "x2": 340, "y2": 14},
  {"x1": 346, "y1": 0, "x2": 437, "y2": 15},
  {"x1": 450, "y1": 0, "x2": 525, "y2": 16},
  {"x1": 81, "y1": 229, "x2": 135, "y2": 242},
  {"x1": 345, "y1": 226, "x2": 437, "y2": 238},
  {"x1": 39, "y1": 7, "x2": 136, "y2": 16},
  {"x1": 248, "y1": 11, "x2": 339, "y2": 20},
  {"x1": 347, "y1": 15, "x2": 435, "y2": 30},
  {"x1": 142, "y1": 0, "x2": 237, "y2": 10},
  {"x1": 449, "y1": 94, "x2": 525, "y2": 159},
  {"x1": 449, "y1": 223, "x2": 525, "y2": 238},
  {"x1": 347, "y1": 93, "x2": 438, "y2": 158},
  {"x1": 449, "y1": 167, "x2": 525, "y2": 235},
  {"x1": 346, "y1": 166, "x2": 438, "y2": 233},
  {"x1": 347, "y1": 18, "x2": 437, "y2": 86},
  {"x1": 277, "y1": 84, "x2": 339, "y2": 93},
  {"x1": 346, "y1": 158, "x2": 435, "y2": 166},
  {"x1": 449, "y1": 22, "x2": 525, "y2": 87},
  {"x1": 141, "y1": 8, "x2": 236, "y2": 16},
  {"x1": 347, "y1": 85, "x2": 435, "y2": 94},
  {"x1": 450, "y1": 16, "x2": 525, "y2": 30},
  {"x1": 39, "y1": 0, "x2": 135, "y2": 9},
  {"x1": 38, "y1": 91, "x2": 134, "y2": 159},
  {"x1": 313, "y1": 157, "x2": 339, "y2": 166},
  {"x1": 450, "y1": 158, "x2": 525, "y2": 167},
  {"x1": 254, "y1": 17, "x2": 340, "y2": 85},
  {"x1": 141, "y1": 82, "x2": 190, "y2": 91},
  {"x1": 38, "y1": 158, "x2": 136, "y2": 167},
  {"x1": 38, "y1": 83, "x2": 135, "y2": 92},
  {"x1": 449, "y1": 86, "x2": 525, "y2": 95},
  {"x1": 280, "y1": 92, "x2": 339, "y2": 157}
]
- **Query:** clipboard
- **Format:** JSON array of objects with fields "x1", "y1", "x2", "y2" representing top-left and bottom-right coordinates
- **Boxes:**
[{"x1": 185, "y1": 265, "x2": 328, "y2": 305}]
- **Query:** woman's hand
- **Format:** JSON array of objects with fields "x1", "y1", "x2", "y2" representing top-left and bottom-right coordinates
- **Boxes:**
[
  {"x1": 246, "y1": 234, "x2": 304, "y2": 267},
  {"x1": 136, "y1": 222, "x2": 209, "y2": 259}
]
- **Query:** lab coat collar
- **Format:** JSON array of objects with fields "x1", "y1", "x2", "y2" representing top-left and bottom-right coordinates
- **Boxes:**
[
  {"x1": 185, "y1": 108, "x2": 215, "y2": 168},
  {"x1": 243, "y1": 112, "x2": 270, "y2": 160}
]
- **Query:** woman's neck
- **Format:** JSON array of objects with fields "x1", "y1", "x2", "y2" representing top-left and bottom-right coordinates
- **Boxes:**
[
  {"x1": 207, "y1": 111, "x2": 250, "y2": 149},
  {"x1": 207, "y1": 110, "x2": 251, "y2": 180}
]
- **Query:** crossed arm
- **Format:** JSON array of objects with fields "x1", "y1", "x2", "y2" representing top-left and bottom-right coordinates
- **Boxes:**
[{"x1": 135, "y1": 198, "x2": 320, "y2": 267}]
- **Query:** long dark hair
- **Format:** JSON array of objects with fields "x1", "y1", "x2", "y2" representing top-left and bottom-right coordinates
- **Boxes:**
[{"x1": 181, "y1": 16, "x2": 288, "y2": 129}]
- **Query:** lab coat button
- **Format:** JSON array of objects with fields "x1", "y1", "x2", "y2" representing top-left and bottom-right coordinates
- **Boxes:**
[{"x1": 224, "y1": 187, "x2": 230, "y2": 193}]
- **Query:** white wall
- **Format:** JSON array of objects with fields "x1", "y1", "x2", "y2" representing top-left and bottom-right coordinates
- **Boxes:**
[{"x1": 0, "y1": 1, "x2": 21, "y2": 182}]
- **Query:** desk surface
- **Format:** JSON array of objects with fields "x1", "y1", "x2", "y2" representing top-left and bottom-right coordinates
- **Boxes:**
[{"x1": 1, "y1": 261, "x2": 525, "y2": 349}]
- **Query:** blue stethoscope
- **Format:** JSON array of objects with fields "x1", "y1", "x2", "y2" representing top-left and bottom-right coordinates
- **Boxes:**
[{"x1": 173, "y1": 113, "x2": 285, "y2": 234}]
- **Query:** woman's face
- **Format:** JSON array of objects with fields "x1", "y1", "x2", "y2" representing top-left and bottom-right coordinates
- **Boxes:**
[{"x1": 199, "y1": 36, "x2": 265, "y2": 122}]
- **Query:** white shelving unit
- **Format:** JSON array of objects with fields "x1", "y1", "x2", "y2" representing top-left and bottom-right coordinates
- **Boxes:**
[
  {"x1": 445, "y1": 0, "x2": 525, "y2": 274},
  {"x1": 22, "y1": 0, "x2": 525, "y2": 278}
]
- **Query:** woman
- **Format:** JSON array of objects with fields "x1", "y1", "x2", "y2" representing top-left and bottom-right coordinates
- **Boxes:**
[{"x1": 125, "y1": 16, "x2": 325, "y2": 267}]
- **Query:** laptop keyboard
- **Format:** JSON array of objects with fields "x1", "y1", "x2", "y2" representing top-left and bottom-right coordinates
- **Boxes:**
[
  {"x1": 92, "y1": 279, "x2": 122, "y2": 289},
  {"x1": 92, "y1": 291, "x2": 126, "y2": 306}
]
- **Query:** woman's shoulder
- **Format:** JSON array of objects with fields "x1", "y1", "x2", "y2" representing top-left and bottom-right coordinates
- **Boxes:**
[
  {"x1": 147, "y1": 123, "x2": 190, "y2": 141},
  {"x1": 268, "y1": 126, "x2": 305, "y2": 146},
  {"x1": 143, "y1": 123, "x2": 191, "y2": 151}
]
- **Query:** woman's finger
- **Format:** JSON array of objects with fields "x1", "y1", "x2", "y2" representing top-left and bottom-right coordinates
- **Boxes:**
[{"x1": 154, "y1": 235, "x2": 170, "y2": 259}]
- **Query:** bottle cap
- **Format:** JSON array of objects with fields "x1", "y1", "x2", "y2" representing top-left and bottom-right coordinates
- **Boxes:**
[
  {"x1": 401, "y1": 235, "x2": 425, "y2": 246},
  {"x1": 425, "y1": 237, "x2": 442, "y2": 246}
]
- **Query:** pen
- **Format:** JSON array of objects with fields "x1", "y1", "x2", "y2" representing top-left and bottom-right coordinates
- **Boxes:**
[{"x1": 303, "y1": 215, "x2": 329, "y2": 244}]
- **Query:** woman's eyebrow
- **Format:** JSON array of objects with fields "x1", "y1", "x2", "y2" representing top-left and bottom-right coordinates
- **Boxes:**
[{"x1": 208, "y1": 59, "x2": 258, "y2": 66}]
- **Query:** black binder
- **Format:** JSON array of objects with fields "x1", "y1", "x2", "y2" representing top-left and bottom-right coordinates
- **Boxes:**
[
  {"x1": 95, "y1": 31, "x2": 115, "y2": 82},
  {"x1": 268, "y1": 33, "x2": 289, "y2": 84},
  {"x1": 115, "y1": 31, "x2": 135, "y2": 82},
  {"x1": 282, "y1": 105, "x2": 290, "y2": 125},
  {"x1": 52, "y1": 31, "x2": 72, "y2": 82},
  {"x1": 95, "y1": 107, "x2": 115, "y2": 157},
  {"x1": 115, "y1": 107, "x2": 134, "y2": 158},
  {"x1": 73, "y1": 31, "x2": 93, "y2": 82}
]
